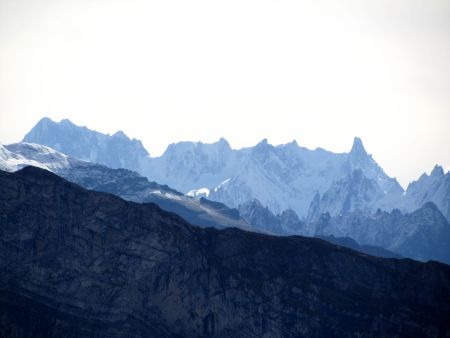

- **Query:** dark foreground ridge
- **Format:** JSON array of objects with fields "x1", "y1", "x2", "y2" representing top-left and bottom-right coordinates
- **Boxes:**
[{"x1": 1, "y1": 166, "x2": 450, "y2": 337}]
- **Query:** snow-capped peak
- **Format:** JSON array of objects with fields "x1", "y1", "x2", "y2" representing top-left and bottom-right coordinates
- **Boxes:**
[{"x1": 1, "y1": 142, "x2": 77, "y2": 172}]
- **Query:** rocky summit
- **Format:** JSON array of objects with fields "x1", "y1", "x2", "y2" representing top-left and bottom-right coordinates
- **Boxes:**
[{"x1": 1, "y1": 166, "x2": 450, "y2": 337}]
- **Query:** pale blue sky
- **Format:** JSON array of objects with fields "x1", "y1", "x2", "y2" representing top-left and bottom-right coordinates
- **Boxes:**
[{"x1": 0, "y1": 0, "x2": 449, "y2": 187}]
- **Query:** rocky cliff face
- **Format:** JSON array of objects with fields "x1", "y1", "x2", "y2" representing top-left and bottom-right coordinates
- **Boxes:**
[{"x1": 1, "y1": 166, "x2": 450, "y2": 337}]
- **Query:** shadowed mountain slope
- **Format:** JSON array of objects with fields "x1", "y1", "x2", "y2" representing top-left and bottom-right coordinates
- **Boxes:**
[
  {"x1": 1, "y1": 166, "x2": 450, "y2": 337},
  {"x1": 1, "y1": 142, "x2": 250, "y2": 231}
]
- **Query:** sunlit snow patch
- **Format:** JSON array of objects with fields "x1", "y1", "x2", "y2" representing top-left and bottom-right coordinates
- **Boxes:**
[{"x1": 187, "y1": 188, "x2": 210, "y2": 198}]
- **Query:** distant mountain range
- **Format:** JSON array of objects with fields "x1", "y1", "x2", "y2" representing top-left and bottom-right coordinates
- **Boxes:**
[
  {"x1": 237, "y1": 196, "x2": 450, "y2": 263},
  {"x1": 2, "y1": 139, "x2": 449, "y2": 264},
  {"x1": 311, "y1": 202, "x2": 450, "y2": 263},
  {"x1": 23, "y1": 117, "x2": 450, "y2": 222},
  {"x1": 1, "y1": 166, "x2": 450, "y2": 337}
]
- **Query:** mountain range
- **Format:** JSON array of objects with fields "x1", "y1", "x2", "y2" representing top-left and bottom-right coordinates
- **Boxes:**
[
  {"x1": 2, "y1": 116, "x2": 450, "y2": 336},
  {"x1": 237, "y1": 196, "x2": 450, "y2": 263},
  {"x1": 6, "y1": 117, "x2": 447, "y2": 263},
  {"x1": 1, "y1": 166, "x2": 450, "y2": 337},
  {"x1": 3, "y1": 141, "x2": 449, "y2": 263},
  {"x1": 0, "y1": 142, "x2": 403, "y2": 259},
  {"x1": 23, "y1": 118, "x2": 450, "y2": 222}
]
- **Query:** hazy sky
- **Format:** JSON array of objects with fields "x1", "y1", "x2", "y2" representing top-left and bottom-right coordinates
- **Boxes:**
[{"x1": 0, "y1": 0, "x2": 449, "y2": 187}]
